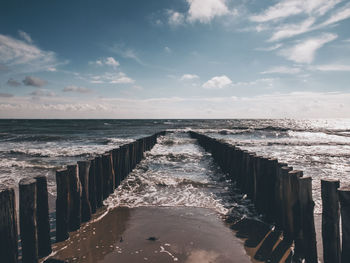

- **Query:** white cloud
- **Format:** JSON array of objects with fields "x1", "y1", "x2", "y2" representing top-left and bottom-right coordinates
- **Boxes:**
[
  {"x1": 180, "y1": 74, "x2": 199, "y2": 81},
  {"x1": 202, "y1": 75, "x2": 232, "y2": 89},
  {"x1": 261, "y1": 66, "x2": 301, "y2": 74},
  {"x1": 269, "y1": 17, "x2": 315, "y2": 42},
  {"x1": 0, "y1": 34, "x2": 59, "y2": 73},
  {"x1": 47, "y1": 67, "x2": 57, "y2": 72},
  {"x1": 164, "y1": 46, "x2": 172, "y2": 53},
  {"x1": 168, "y1": 10, "x2": 185, "y2": 26},
  {"x1": 312, "y1": 64, "x2": 350, "y2": 71},
  {"x1": 231, "y1": 78, "x2": 275, "y2": 88},
  {"x1": 255, "y1": 43, "x2": 283, "y2": 51},
  {"x1": 91, "y1": 57, "x2": 120, "y2": 67},
  {"x1": 250, "y1": 0, "x2": 340, "y2": 22},
  {"x1": 91, "y1": 72, "x2": 135, "y2": 84},
  {"x1": 109, "y1": 44, "x2": 144, "y2": 65},
  {"x1": 63, "y1": 85, "x2": 92, "y2": 93},
  {"x1": 18, "y1": 30, "x2": 33, "y2": 43},
  {"x1": 105, "y1": 57, "x2": 120, "y2": 67},
  {"x1": 187, "y1": 0, "x2": 230, "y2": 23},
  {"x1": 22, "y1": 76, "x2": 47, "y2": 87},
  {"x1": 320, "y1": 5, "x2": 350, "y2": 27},
  {"x1": 1, "y1": 91, "x2": 350, "y2": 118},
  {"x1": 279, "y1": 33, "x2": 337, "y2": 64}
]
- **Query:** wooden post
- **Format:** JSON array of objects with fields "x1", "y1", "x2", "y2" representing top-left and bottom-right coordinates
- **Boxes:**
[
  {"x1": 288, "y1": 170, "x2": 303, "y2": 261},
  {"x1": 88, "y1": 159, "x2": 97, "y2": 214},
  {"x1": 102, "y1": 152, "x2": 115, "y2": 198},
  {"x1": 265, "y1": 158, "x2": 278, "y2": 222},
  {"x1": 78, "y1": 161, "x2": 92, "y2": 222},
  {"x1": 67, "y1": 164, "x2": 81, "y2": 231},
  {"x1": 55, "y1": 169, "x2": 69, "y2": 242},
  {"x1": 274, "y1": 162, "x2": 288, "y2": 227},
  {"x1": 113, "y1": 148, "x2": 121, "y2": 187},
  {"x1": 94, "y1": 156, "x2": 103, "y2": 208},
  {"x1": 19, "y1": 178, "x2": 38, "y2": 263},
  {"x1": 321, "y1": 179, "x2": 340, "y2": 263},
  {"x1": 280, "y1": 166, "x2": 293, "y2": 232},
  {"x1": 338, "y1": 186, "x2": 350, "y2": 263},
  {"x1": 0, "y1": 186, "x2": 18, "y2": 263},
  {"x1": 34, "y1": 176, "x2": 52, "y2": 258},
  {"x1": 298, "y1": 176, "x2": 318, "y2": 263}
]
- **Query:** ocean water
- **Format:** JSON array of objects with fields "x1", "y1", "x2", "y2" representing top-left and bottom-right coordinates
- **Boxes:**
[{"x1": 1, "y1": 119, "x2": 350, "y2": 215}]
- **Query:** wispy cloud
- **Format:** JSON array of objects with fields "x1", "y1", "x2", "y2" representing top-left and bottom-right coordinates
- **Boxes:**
[
  {"x1": 18, "y1": 30, "x2": 33, "y2": 43},
  {"x1": 279, "y1": 33, "x2": 337, "y2": 64},
  {"x1": 29, "y1": 89, "x2": 56, "y2": 97},
  {"x1": 261, "y1": 66, "x2": 301, "y2": 74},
  {"x1": 269, "y1": 17, "x2": 315, "y2": 42},
  {"x1": 63, "y1": 85, "x2": 92, "y2": 93},
  {"x1": 250, "y1": 0, "x2": 340, "y2": 22},
  {"x1": 231, "y1": 78, "x2": 275, "y2": 88},
  {"x1": 90, "y1": 57, "x2": 120, "y2": 67},
  {"x1": 0, "y1": 33, "x2": 60, "y2": 73},
  {"x1": 90, "y1": 72, "x2": 135, "y2": 84},
  {"x1": 164, "y1": 46, "x2": 172, "y2": 53},
  {"x1": 202, "y1": 75, "x2": 232, "y2": 89},
  {"x1": 7, "y1": 78, "x2": 22, "y2": 87},
  {"x1": 108, "y1": 44, "x2": 144, "y2": 65},
  {"x1": 180, "y1": 74, "x2": 199, "y2": 81},
  {"x1": 312, "y1": 64, "x2": 350, "y2": 71},
  {"x1": 22, "y1": 76, "x2": 47, "y2": 87},
  {"x1": 167, "y1": 10, "x2": 185, "y2": 26},
  {"x1": 255, "y1": 43, "x2": 283, "y2": 51},
  {"x1": 320, "y1": 3, "x2": 350, "y2": 27}
]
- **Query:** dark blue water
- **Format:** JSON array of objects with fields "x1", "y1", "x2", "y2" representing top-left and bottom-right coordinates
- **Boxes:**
[{"x1": 1, "y1": 119, "x2": 350, "y2": 213}]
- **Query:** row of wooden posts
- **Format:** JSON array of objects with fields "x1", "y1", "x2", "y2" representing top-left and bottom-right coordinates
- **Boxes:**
[
  {"x1": 0, "y1": 131, "x2": 166, "y2": 263},
  {"x1": 189, "y1": 131, "x2": 350, "y2": 263}
]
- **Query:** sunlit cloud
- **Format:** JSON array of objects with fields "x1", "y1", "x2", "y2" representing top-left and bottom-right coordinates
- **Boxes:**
[{"x1": 279, "y1": 33, "x2": 337, "y2": 64}]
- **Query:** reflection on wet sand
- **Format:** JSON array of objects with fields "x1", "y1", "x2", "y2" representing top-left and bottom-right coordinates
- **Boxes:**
[{"x1": 47, "y1": 207, "x2": 252, "y2": 263}]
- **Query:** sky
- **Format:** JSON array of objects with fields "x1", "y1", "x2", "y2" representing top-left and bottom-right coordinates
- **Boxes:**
[{"x1": 1, "y1": 0, "x2": 350, "y2": 119}]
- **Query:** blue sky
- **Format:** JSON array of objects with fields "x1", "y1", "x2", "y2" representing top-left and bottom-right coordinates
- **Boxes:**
[{"x1": 1, "y1": 0, "x2": 350, "y2": 118}]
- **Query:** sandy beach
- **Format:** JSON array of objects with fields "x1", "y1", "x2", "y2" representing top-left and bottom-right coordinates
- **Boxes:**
[{"x1": 46, "y1": 206, "x2": 254, "y2": 263}]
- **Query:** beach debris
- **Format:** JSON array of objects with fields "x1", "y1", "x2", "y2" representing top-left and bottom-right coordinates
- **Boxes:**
[
  {"x1": 160, "y1": 246, "x2": 178, "y2": 261},
  {"x1": 146, "y1": 236, "x2": 158, "y2": 241}
]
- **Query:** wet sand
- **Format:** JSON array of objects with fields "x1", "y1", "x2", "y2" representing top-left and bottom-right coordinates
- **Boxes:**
[{"x1": 45, "y1": 206, "x2": 254, "y2": 263}]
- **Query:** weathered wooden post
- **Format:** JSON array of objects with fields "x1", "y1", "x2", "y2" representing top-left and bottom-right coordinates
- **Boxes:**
[
  {"x1": 274, "y1": 162, "x2": 288, "y2": 227},
  {"x1": 94, "y1": 156, "x2": 103, "y2": 208},
  {"x1": 265, "y1": 158, "x2": 278, "y2": 222},
  {"x1": 102, "y1": 152, "x2": 115, "y2": 198},
  {"x1": 0, "y1": 186, "x2": 18, "y2": 263},
  {"x1": 321, "y1": 179, "x2": 340, "y2": 263},
  {"x1": 112, "y1": 148, "x2": 120, "y2": 187},
  {"x1": 55, "y1": 169, "x2": 69, "y2": 242},
  {"x1": 78, "y1": 161, "x2": 92, "y2": 222},
  {"x1": 339, "y1": 186, "x2": 350, "y2": 263},
  {"x1": 34, "y1": 176, "x2": 52, "y2": 258},
  {"x1": 280, "y1": 166, "x2": 293, "y2": 232},
  {"x1": 88, "y1": 159, "x2": 97, "y2": 214},
  {"x1": 67, "y1": 164, "x2": 81, "y2": 231},
  {"x1": 298, "y1": 176, "x2": 318, "y2": 263},
  {"x1": 19, "y1": 178, "x2": 38, "y2": 263},
  {"x1": 288, "y1": 170, "x2": 303, "y2": 261}
]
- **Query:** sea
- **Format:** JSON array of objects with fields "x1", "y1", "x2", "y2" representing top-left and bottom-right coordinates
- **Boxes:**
[{"x1": 1, "y1": 119, "x2": 350, "y2": 216}]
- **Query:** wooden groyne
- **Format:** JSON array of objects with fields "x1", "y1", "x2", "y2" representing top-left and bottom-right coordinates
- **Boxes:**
[
  {"x1": 189, "y1": 131, "x2": 349, "y2": 263},
  {"x1": 0, "y1": 131, "x2": 165, "y2": 263}
]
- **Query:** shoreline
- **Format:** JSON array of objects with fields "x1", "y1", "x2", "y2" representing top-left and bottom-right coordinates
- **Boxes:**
[{"x1": 45, "y1": 206, "x2": 255, "y2": 263}]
